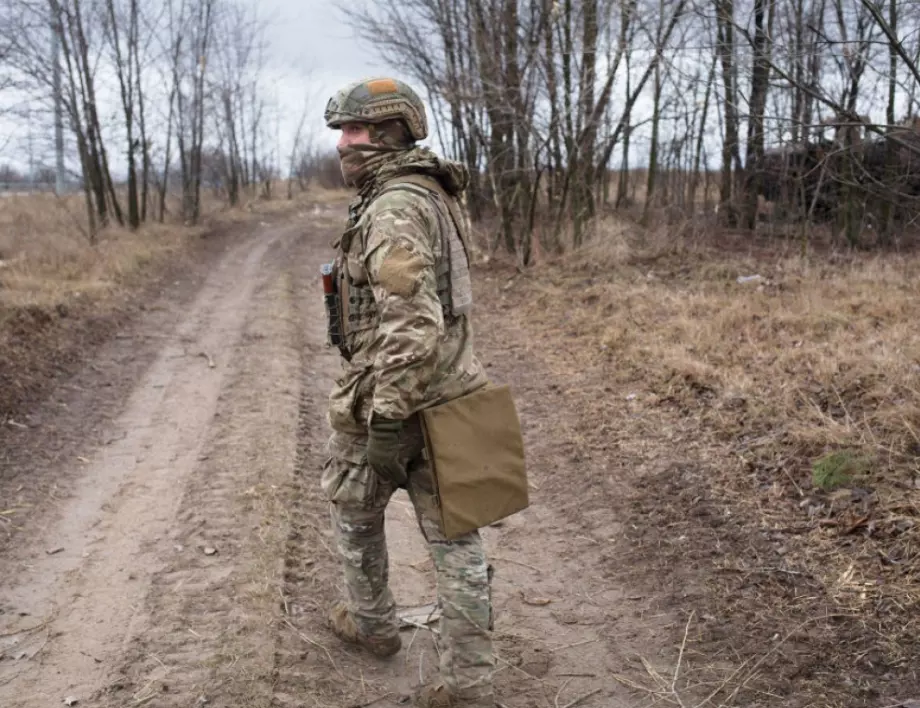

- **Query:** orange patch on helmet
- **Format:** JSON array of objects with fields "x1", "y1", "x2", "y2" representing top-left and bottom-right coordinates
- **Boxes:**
[{"x1": 367, "y1": 78, "x2": 398, "y2": 95}]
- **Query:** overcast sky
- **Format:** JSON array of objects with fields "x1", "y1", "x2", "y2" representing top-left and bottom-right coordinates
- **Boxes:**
[
  {"x1": 252, "y1": 0, "x2": 398, "y2": 150},
  {"x1": 3, "y1": 0, "x2": 905, "y2": 179},
  {"x1": 0, "y1": 0, "x2": 404, "y2": 176}
]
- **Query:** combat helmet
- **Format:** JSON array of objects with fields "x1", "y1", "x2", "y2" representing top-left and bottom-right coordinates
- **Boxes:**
[{"x1": 324, "y1": 77, "x2": 428, "y2": 142}]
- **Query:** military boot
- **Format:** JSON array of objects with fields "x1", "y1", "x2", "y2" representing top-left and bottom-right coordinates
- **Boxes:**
[
  {"x1": 328, "y1": 602, "x2": 401, "y2": 658},
  {"x1": 414, "y1": 683, "x2": 494, "y2": 708}
]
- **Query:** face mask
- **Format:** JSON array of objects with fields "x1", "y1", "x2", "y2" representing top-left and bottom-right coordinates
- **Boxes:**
[
  {"x1": 337, "y1": 145, "x2": 377, "y2": 187},
  {"x1": 338, "y1": 140, "x2": 409, "y2": 187}
]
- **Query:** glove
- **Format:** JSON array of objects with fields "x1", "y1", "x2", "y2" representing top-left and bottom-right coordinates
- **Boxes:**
[{"x1": 366, "y1": 414, "x2": 408, "y2": 488}]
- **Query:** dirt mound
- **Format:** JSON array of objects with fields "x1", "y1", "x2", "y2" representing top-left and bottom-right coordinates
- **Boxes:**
[{"x1": 1, "y1": 299, "x2": 119, "y2": 421}]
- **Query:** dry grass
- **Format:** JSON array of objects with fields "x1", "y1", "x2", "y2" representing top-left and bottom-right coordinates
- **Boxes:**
[
  {"x1": 487, "y1": 217, "x2": 920, "y2": 706},
  {"x1": 556, "y1": 222, "x2": 920, "y2": 474},
  {"x1": 0, "y1": 184, "x2": 339, "y2": 312},
  {"x1": 0, "y1": 193, "x2": 196, "y2": 421},
  {"x1": 0, "y1": 184, "x2": 331, "y2": 421},
  {"x1": 0, "y1": 194, "x2": 191, "y2": 314}
]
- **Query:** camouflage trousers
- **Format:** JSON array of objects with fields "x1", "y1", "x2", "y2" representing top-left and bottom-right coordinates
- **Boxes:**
[{"x1": 322, "y1": 419, "x2": 495, "y2": 701}]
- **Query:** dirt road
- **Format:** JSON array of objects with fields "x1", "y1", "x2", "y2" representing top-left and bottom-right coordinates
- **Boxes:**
[{"x1": 0, "y1": 207, "x2": 684, "y2": 708}]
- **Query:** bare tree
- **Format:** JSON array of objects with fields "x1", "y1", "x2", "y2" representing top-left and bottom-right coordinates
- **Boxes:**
[
  {"x1": 4, "y1": 0, "x2": 317, "y2": 233},
  {"x1": 286, "y1": 97, "x2": 315, "y2": 199},
  {"x1": 338, "y1": 0, "x2": 920, "y2": 254},
  {"x1": 0, "y1": 4, "x2": 17, "y2": 100},
  {"x1": 173, "y1": 0, "x2": 215, "y2": 222},
  {"x1": 741, "y1": 0, "x2": 776, "y2": 229},
  {"x1": 65, "y1": 0, "x2": 126, "y2": 231},
  {"x1": 104, "y1": 0, "x2": 142, "y2": 228}
]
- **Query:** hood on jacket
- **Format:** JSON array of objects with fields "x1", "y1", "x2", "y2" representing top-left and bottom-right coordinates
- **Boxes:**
[{"x1": 370, "y1": 146, "x2": 470, "y2": 197}]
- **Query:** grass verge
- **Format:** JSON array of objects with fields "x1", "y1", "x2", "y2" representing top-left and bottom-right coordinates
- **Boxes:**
[{"x1": 481, "y1": 216, "x2": 920, "y2": 707}]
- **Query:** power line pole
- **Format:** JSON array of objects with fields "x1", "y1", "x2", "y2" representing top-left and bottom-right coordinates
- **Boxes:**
[{"x1": 51, "y1": 6, "x2": 65, "y2": 195}]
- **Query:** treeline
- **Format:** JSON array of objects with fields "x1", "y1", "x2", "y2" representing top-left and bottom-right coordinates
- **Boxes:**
[
  {"x1": 343, "y1": 0, "x2": 920, "y2": 258},
  {"x1": 1, "y1": 0, "x2": 320, "y2": 240}
]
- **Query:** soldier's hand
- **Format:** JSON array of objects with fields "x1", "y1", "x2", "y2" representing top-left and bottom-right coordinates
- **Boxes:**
[{"x1": 366, "y1": 415, "x2": 408, "y2": 488}]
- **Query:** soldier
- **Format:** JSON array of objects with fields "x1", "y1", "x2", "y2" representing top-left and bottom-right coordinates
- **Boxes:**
[{"x1": 320, "y1": 77, "x2": 496, "y2": 708}]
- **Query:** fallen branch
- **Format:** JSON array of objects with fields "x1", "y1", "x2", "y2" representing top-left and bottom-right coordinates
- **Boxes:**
[
  {"x1": 553, "y1": 678, "x2": 573, "y2": 708},
  {"x1": 560, "y1": 688, "x2": 602, "y2": 708},
  {"x1": 0, "y1": 609, "x2": 57, "y2": 638},
  {"x1": 347, "y1": 694, "x2": 394, "y2": 708},
  {"x1": 549, "y1": 637, "x2": 599, "y2": 653},
  {"x1": 492, "y1": 555, "x2": 541, "y2": 573},
  {"x1": 282, "y1": 618, "x2": 343, "y2": 678}
]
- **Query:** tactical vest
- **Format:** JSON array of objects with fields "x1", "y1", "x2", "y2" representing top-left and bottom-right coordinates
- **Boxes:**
[{"x1": 330, "y1": 174, "x2": 473, "y2": 361}]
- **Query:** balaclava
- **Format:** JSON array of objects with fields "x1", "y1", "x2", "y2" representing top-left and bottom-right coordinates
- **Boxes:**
[{"x1": 338, "y1": 119, "x2": 414, "y2": 188}]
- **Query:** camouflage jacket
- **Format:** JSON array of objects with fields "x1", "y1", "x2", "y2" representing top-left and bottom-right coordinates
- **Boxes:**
[{"x1": 327, "y1": 147, "x2": 488, "y2": 449}]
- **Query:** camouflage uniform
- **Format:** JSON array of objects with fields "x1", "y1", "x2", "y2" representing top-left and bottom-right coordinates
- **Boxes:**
[{"x1": 321, "y1": 78, "x2": 495, "y2": 706}]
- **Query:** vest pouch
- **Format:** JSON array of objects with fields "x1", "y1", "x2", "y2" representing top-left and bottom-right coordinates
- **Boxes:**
[
  {"x1": 420, "y1": 384, "x2": 529, "y2": 540},
  {"x1": 345, "y1": 285, "x2": 379, "y2": 335},
  {"x1": 321, "y1": 456, "x2": 379, "y2": 509}
]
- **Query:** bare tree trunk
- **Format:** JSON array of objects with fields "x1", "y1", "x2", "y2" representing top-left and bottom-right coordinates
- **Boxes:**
[
  {"x1": 106, "y1": 0, "x2": 140, "y2": 229},
  {"x1": 802, "y1": 0, "x2": 826, "y2": 145},
  {"x1": 134, "y1": 30, "x2": 150, "y2": 223},
  {"x1": 159, "y1": 96, "x2": 173, "y2": 223},
  {"x1": 591, "y1": 0, "x2": 685, "y2": 178},
  {"x1": 571, "y1": 0, "x2": 598, "y2": 247},
  {"x1": 73, "y1": 0, "x2": 125, "y2": 227},
  {"x1": 48, "y1": 0, "x2": 97, "y2": 238},
  {"x1": 287, "y1": 100, "x2": 310, "y2": 199},
  {"x1": 833, "y1": 0, "x2": 875, "y2": 245},
  {"x1": 223, "y1": 90, "x2": 242, "y2": 206},
  {"x1": 790, "y1": 0, "x2": 805, "y2": 144},
  {"x1": 185, "y1": 0, "x2": 214, "y2": 223},
  {"x1": 742, "y1": 0, "x2": 776, "y2": 230},
  {"x1": 160, "y1": 0, "x2": 182, "y2": 223},
  {"x1": 690, "y1": 50, "x2": 718, "y2": 208},
  {"x1": 56, "y1": 0, "x2": 110, "y2": 229},
  {"x1": 616, "y1": 45, "x2": 632, "y2": 210},
  {"x1": 643, "y1": 46, "x2": 663, "y2": 225},
  {"x1": 881, "y1": 0, "x2": 898, "y2": 241},
  {"x1": 543, "y1": 0, "x2": 562, "y2": 229},
  {"x1": 715, "y1": 0, "x2": 740, "y2": 226},
  {"x1": 470, "y1": 0, "x2": 515, "y2": 254},
  {"x1": 503, "y1": 0, "x2": 532, "y2": 263}
]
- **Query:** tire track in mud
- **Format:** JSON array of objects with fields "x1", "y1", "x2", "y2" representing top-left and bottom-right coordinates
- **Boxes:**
[
  {"x1": 90, "y1": 227, "x2": 307, "y2": 708},
  {"x1": 270, "y1": 219, "x2": 440, "y2": 708}
]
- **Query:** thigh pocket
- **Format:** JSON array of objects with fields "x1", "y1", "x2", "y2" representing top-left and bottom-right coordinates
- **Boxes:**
[{"x1": 321, "y1": 457, "x2": 379, "y2": 508}]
